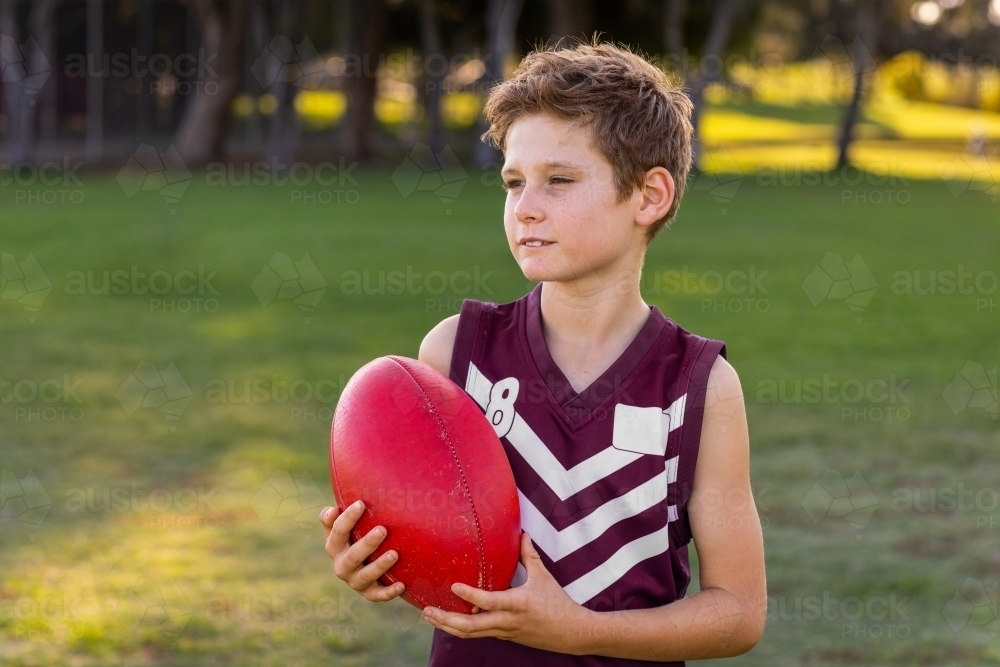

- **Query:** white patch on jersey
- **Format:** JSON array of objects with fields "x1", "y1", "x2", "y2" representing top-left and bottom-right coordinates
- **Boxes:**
[{"x1": 612, "y1": 404, "x2": 667, "y2": 456}]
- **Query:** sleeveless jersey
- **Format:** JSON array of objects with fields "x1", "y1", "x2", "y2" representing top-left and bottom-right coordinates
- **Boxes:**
[{"x1": 428, "y1": 283, "x2": 727, "y2": 667}]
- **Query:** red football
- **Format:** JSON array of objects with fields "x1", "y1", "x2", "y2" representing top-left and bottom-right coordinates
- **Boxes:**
[{"x1": 329, "y1": 355, "x2": 521, "y2": 613}]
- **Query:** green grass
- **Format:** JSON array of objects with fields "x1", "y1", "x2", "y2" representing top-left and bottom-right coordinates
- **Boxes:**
[{"x1": 1, "y1": 169, "x2": 998, "y2": 666}]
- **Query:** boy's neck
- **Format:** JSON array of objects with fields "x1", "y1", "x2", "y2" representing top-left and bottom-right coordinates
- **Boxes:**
[
  {"x1": 539, "y1": 279, "x2": 649, "y2": 342},
  {"x1": 537, "y1": 273, "x2": 651, "y2": 393}
]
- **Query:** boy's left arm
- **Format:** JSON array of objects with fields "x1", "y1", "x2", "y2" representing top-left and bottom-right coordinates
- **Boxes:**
[{"x1": 423, "y1": 356, "x2": 767, "y2": 660}]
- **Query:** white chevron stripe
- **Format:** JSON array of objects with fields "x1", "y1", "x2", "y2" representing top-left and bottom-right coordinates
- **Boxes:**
[
  {"x1": 521, "y1": 466, "x2": 672, "y2": 561},
  {"x1": 507, "y1": 416, "x2": 642, "y2": 500},
  {"x1": 562, "y1": 524, "x2": 671, "y2": 604},
  {"x1": 466, "y1": 362, "x2": 686, "y2": 501}
]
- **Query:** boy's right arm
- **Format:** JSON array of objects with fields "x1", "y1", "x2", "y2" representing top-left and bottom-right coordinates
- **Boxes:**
[
  {"x1": 319, "y1": 315, "x2": 460, "y2": 600},
  {"x1": 417, "y1": 314, "x2": 459, "y2": 377}
]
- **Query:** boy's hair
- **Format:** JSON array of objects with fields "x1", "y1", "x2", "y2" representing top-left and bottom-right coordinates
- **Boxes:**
[{"x1": 481, "y1": 39, "x2": 694, "y2": 241}]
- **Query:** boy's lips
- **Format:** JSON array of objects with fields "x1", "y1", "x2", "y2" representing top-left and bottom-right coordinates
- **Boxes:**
[{"x1": 518, "y1": 238, "x2": 554, "y2": 248}]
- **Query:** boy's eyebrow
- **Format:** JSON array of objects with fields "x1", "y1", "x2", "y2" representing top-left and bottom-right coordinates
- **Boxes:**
[{"x1": 501, "y1": 160, "x2": 588, "y2": 176}]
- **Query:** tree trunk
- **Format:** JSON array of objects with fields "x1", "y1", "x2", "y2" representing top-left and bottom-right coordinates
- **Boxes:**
[
  {"x1": 246, "y1": 0, "x2": 270, "y2": 150},
  {"x1": 29, "y1": 0, "x2": 58, "y2": 150},
  {"x1": 342, "y1": 0, "x2": 386, "y2": 162},
  {"x1": 836, "y1": 49, "x2": 865, "y2": 169},
  {"x1": 836, "y1": 0, "x2": 878, "y2": 169},
  {"x1": 472, "y1": 0, "x2": 523, "y2": 167},
  {"x1": 85, "y1": 0, "x2": 103, "y2": 163},
  {"x1": 268, "y1": 0, "x2": 302, "y2": 164},
  {"x1": 136, "y1": 0, "x2": 154, "y2": 136},
  {"x1": 174, "y1": 0, "x2": 249, "y2": 167},
  {"x1": 547, "y1": 0, "x2": 590, "y2": 46},
  {"x1": 420, "y1": 0, "x2": 443, "y2": 154},
  {"x1": 662, "y1": 0, "x2": 685, "y2": 73},
  {"x1": 0, "y1": 0, "x2": 30, "y2": 163},
  {"x1": 0, "y1": 0, "x2": 54, "y2": 163},
  {"x1": 332, "y1": 0, "x2": 350, "y2": 146},
  {"x1": 688, "y1": 0, "x2": 741, "y2": 168}
]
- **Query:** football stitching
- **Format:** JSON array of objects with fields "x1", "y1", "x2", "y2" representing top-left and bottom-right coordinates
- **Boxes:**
[{"x1": 389, "y1": 356, "x2": 487, "y2": 608}]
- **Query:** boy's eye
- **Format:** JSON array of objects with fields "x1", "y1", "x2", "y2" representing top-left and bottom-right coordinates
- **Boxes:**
[{"x1": 501, "y1": 176, "x2": 572, "y2": 190}]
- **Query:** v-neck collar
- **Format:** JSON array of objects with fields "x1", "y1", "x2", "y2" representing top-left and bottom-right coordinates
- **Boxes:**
[{"x1": 523, "y1": 283, "x2": 670, "y2": 423}]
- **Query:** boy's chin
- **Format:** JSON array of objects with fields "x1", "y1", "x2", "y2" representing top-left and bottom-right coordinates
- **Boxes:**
[
  {"x1": 518, "y1": 264, "x2": 561, "y2": 284},
  {"x1": 519, "y1": 268, "x2": 580, "y2": 285},
  {"x1": 519, "y1": 257, "x2": 606, "y2": 285},
  {"x1": 519, "y1": 266, "x2": 635, "y2": 294}
]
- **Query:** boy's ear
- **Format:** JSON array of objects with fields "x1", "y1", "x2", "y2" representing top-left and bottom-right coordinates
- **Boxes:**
[{"x1": 634, "y1": 167, "x2": 675, "y2": 229}]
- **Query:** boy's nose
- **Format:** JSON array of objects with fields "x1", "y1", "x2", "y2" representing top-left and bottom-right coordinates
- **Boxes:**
[{"x1": 512, "y1": 187, "x2": 544, "y2": 224}]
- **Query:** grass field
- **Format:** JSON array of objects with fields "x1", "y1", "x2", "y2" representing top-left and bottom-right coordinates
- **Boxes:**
[{"x1": 1, "y1": 166, "x2": 998, "y2": 666}]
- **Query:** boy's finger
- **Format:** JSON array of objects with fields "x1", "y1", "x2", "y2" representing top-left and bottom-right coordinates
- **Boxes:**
[
  {"x1": 519, "y1": 532, "x2": 544, "y2": 575},
  {"x1": 319, "y1": 506, "x2": 338, "y2": 538},
  {"x1": 352, "y1": 550, "x2": 400, "y2": 590},
  {"x1": 340, "y1": 525, "x2": 388, "y2": 573},
  {"x1": 450, "y1": 583, "x2": 509, "y2": 612},
  {"x1": 364, "y1": 580, "x2": 406, "y2": 602},
  {"x1": 424, "y1": 606, "x2": 505, "y2": 635},
  {"x1": 330, "y1": 500, "x2": 365, "y2": 541}
]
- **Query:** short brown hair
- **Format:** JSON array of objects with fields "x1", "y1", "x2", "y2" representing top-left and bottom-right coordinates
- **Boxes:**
[{"x1": 482, "y1": 39, "x2": 694, "y2": 241}]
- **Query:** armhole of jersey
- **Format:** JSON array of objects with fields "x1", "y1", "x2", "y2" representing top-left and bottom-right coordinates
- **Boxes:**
[
  {"x1": 669, "y1": 337, "x2": 727, "y2": 547},
  {"x1": 448, "y1": 298, "x2": 486, "y2": 390}
]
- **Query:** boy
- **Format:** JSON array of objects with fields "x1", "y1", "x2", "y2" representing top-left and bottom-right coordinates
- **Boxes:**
[{"x1": 320, "y1": 40, "x2": 766, "y2": 665}]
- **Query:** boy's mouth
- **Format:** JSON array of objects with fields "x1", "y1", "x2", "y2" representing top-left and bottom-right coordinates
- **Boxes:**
[{"x1": 519, "y1": 238, "x2": 554, "y2": 248}]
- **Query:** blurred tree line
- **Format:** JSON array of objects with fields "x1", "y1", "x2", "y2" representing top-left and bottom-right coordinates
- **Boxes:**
[{"x1": 1, "y1": 0, "x2": 999, "y2": 169}]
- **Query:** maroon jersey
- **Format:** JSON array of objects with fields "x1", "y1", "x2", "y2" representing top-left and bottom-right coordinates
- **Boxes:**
[{"x1": 429, "y1": 283, "x2": 726, "y2": 667}]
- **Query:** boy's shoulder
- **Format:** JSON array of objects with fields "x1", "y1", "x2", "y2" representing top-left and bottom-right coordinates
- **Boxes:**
[
  {"x1": 417, "y1": 290, "x2": 525, "y2": 376},
  {"x1": 418, "y1": 314, "x2": 460, "y2": 377}
]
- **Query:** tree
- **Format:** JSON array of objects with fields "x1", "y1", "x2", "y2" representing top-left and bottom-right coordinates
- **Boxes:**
[
  {"x1": 265, "y1": 0, "x2": 303, "y2": 165},
  {"x1": 420, "y1": 0, "x2": 444, "y2": 154},
  {"x1": 1, "y1": 0, "x2": 26, "y2": 163},
  {"x1": 173, "y1": 0, "x2": 250, "y2": 166},
  {"x1": 0, "y1": 0, "x2": 52, "y2": 164},
  {"x1": 473, "y1": 0, "x2": 524, "y2": 167},
  {"x1": 663, "y1": 0, "x2": 746, "y2": 168},
  {"x1": 29, "y1": 0, "x2": 58, "y2": 153},
  {"x1": 835, "y1": 0, "x2": 889, "y2": 169},
  {"x1": 547, "y1": 0, "x2": 591, "y2": 45},
  {"x1": 342, "y1": 0, "x2": 387, "y2": 162}
]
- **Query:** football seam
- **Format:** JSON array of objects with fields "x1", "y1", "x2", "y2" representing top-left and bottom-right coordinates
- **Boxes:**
[{"x1": 389, "y1": 356, "x2": 487, "y2": 605}]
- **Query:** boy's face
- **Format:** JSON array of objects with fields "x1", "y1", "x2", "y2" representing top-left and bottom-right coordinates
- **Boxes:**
[{"x1": 500, "y1": 113, "x2": 646, "y2": 286}]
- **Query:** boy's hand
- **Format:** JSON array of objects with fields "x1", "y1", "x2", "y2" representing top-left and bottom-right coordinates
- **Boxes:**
[
  {"x1": 320, "y1": 501, "x2": 406, "y2": 602},
  {"x1": 421, "y1": 532, "x2": 592, "y2": 655}
]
